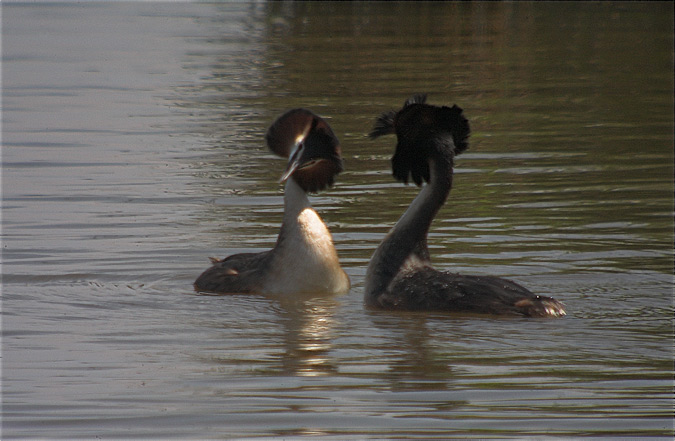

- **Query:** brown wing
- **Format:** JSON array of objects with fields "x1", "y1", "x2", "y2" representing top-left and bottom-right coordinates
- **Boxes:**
[
  {"x1": 194, "y1": 251, "x2": 272, "y2": 294},
  {"x1": 378, "y1": 267, "x2": 565, "y2": 317}
]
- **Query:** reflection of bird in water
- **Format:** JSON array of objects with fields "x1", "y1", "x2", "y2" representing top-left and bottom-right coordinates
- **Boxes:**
[
  {"x1": 195, "y1": 109, "x2": 350, "y2": 295},
  {"x1": 277, "y1": 295, "x2": 339, "y2": 377},
  {"x1": 366, "y1": 94, "x2": 565, "y2": 317}
]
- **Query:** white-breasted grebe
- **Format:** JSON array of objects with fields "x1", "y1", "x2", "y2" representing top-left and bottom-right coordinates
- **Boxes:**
[
  {"x1": 365, "y1": 94, "x2": 565, "y2": 317},
  {"x1": 195, "y1": 108, "x2": 350, "y2": 295}
]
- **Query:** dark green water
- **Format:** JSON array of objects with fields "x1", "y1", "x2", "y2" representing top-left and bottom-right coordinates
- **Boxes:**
[{"x1": 3, "y1": 2, "x2": 673, "y2": 439}]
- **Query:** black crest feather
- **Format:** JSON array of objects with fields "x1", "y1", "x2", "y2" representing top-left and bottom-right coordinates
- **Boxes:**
[
  {"x1": 369, "y1": 94, "x2": 470, "y2": 186},
  {"x1": 368, "y1": 110, "x2": 396, "y2": 139},
  {"x1": 404, "y1": 93, "x2": 427, "y2": 106}
]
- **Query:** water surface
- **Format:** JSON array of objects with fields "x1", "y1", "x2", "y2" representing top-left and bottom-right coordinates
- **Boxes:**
[{"x1": 2, "y1": 2, "x2": 673, "y2": 439}]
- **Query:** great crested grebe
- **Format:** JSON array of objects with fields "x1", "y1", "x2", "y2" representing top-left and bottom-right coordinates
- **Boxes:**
[
  {"x1": 194, "y1": 108, "x2": 350, "y2": 295},
  {"x1": 365, "y1": 94, "x2": 565, "y2": 317}
]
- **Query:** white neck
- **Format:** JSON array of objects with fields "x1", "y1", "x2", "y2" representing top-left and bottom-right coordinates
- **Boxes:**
[
  {"x1": 262, "y1": 178, "x2": 350, "y2": 295},
  {"x1": 283, "y1": 177, "x2": 312, "y2": 220}
]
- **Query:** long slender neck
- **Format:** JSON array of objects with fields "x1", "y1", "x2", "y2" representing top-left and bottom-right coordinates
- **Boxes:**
[
  {"x1": 275, "y1": 177, "x2": 314, "y2": 249},
  {"x1": 365, "y1": 152, "x2": 454, "y2": 299},
  {"x1": 267, "y1": 176, "x2": 349, "y2": 295},
  {"x1": 276, "y1": 177, "x2": 336, "y2": 259},
  {"x1": 282, "y1": 177, "x2": 312, "y2": 222},
  {"x1": 392, "y1": 155, "x2": 453, "y2": 252}
]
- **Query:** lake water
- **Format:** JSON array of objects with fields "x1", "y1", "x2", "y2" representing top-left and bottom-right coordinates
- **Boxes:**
[{"x1": 2, "y1": 2, "x2": 673, "y2": 439}]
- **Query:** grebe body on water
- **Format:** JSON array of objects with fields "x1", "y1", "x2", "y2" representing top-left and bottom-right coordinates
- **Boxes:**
[
  {"x1": 195, "y1": 108, "x2": 350, "y2": 295},
  {"x1": 365, "y1": 94, "x2": 565, "y2": 317}
]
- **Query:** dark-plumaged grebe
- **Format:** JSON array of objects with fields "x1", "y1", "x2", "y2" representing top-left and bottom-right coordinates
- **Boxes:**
[
  {"x1": 365, "y1": 94, "x2": 565, "y2": 317},
  {"x1": 195, "y1": 108, "x2": 350, "y2": 295}
]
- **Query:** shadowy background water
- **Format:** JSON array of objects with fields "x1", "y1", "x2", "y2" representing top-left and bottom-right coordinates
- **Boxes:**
[{"x1": 2, "y1": 2, "x2": 673, "y2": 439}]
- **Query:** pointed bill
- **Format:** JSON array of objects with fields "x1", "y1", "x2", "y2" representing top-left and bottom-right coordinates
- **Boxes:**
[{"x1": 279, "y1": 141, "x2": 303, "y2": 183}]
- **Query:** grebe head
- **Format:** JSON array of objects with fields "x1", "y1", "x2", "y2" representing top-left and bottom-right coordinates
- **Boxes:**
[
  {"x1": 266, "y1": 108, "x2": 343, "y2": 193},
  {"x1": 369, "y1": 94, "x2": 470, "y2": 186}
]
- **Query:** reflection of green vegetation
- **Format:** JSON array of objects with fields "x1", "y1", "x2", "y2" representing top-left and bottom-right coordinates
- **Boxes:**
[{"x1": 188, "y1": 2, "x2": 673, "y2": 275}]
